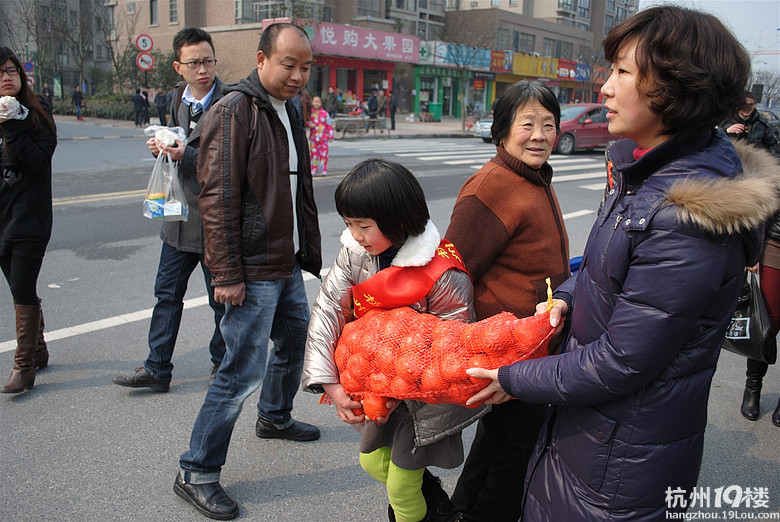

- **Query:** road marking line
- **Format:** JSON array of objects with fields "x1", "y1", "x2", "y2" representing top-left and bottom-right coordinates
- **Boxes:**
[
  {"x1": 581, "y1": 182, "x2": 607, "y2": 190},
  {"x1": 0, "y1": 271, "x2": 325, "y2": 352},
  {"x1": 53, "y1": 189, "x2": 147, "y2": 206},
  {"x1": 563, "y1": 209, "x2": 595, "y2": 219},
  {"x1": 442, "y1": 156, "x2": 497, "y2": 165}
]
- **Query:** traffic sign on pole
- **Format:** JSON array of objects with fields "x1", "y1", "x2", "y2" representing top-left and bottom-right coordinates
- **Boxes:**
[
  {"x1": 136, "y1": 34, "x2": 153, "y2": 52},
  {"x1": 23, "y1": 61, "x2": 35, "y2": 73},
  {"x1": 136, "y1": 52, "x2": 154, "y2": 71}
]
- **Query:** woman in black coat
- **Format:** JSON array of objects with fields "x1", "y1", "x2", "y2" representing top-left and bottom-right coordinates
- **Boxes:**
[{"x1": 0, "y1": 46, "x2": 57, "y2": 393}]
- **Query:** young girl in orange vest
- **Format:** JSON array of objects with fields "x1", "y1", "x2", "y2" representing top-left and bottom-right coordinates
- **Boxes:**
[{"x1": 302, "y1": 158, "x2": 487, "y2": 522}]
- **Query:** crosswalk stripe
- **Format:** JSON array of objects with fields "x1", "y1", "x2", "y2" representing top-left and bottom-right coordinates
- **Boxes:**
[
  {"x1": 444, "y1": 155, "x2": 500, "y2": 165},
  {"x1": 581, "y1": 182, "x2": 607, "y2": 191},
  {"x1": 396, "y1": 148, "x2": 496, "y2": 158},
  {"x1": 553, "y1": 172, "x2": 604, "y2": 182}
]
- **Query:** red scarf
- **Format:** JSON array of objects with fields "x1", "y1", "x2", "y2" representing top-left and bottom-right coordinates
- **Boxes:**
[{"x1": 352, "y1": 240, "x2": 470, "y2": 318}]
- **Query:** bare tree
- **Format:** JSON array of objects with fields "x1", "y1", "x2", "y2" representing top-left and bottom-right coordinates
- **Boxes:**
[
  {"x1": 754, "y1": 67, "x2": 780, "y2": 108},
  {"x1": 95, "y1": 1, "x2": 143, "y2": 98},
  {"x1": 0, "y1": 0, "x2": 62, "y2": 89},
  {"x1": 442, "y1": 11, "x2": 497, "y2": 132},
  {"x1": 56, "y1": 0, "x2": 103, "y2": 94}
]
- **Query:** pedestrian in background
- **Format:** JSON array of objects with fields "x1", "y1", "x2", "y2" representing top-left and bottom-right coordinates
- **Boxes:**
[
  {"x1": 466, "y1": 6, "x2": 778, "y2": 520},
  {"x1": 724, "y1": 91, "x2": 778, "y2": 154},
  {"x1": 325, "y1": 85, "x2": 339, "y2": 119},
  {"x1": 388, "y1": 90, "x2": 398, "y2": 130},
  {"x1": 112, "y1": 27, "x2": 227, "y2": 393},
  {"x1": 141, "y1": 88, "x2": 150, "y2": 125},
  {"x1": 377, "y1": 89, "x2": 387, "y2": 118},
  {"x1": 724, "y1": 91, "x2": 780, "y2": 426},
  {"x1": 41, "y1": 82, "x2": 53, "y2": 108},
  {"x1": 154, "y1": 86, "x2": 169, "y2": 125},
  {"x1": 71, "y1": 85, "x2": 83, "y2": 120},
  {"x1": 307, "y1": 95, "x2": 333, "y2": 176},
  {"x1": 0, "y1": 46, "x2": 58, "y2": 393},
  {"x1": 446, "y1": 80, "x2": 570, "y2": 522},
  {"x1": 131, "y1": 88, "x2": 146, "y2": 128},
  {"x1": 174, "y1": 23, "x2": 322, "y2": 520}
]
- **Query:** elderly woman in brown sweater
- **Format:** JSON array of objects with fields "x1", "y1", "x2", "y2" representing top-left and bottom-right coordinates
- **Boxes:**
[{"x1": 445, "y1": 80, "x2": 570, "y2": 522}]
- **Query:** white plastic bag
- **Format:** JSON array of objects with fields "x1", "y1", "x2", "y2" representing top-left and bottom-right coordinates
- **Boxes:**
[
  {"x1": 143, "y1": 152, "x2": 188, "y2": 221},
  {"x1": 143, "y1": 125, "x2": 187, "y2": 149},
  {"x1": 0, "y1": 96, "x2": 29, "y2": 120}
]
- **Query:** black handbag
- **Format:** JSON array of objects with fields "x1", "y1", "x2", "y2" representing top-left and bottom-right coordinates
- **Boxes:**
[{"x1": 722, "y1": 270, "x2": 777, "y2": 364}]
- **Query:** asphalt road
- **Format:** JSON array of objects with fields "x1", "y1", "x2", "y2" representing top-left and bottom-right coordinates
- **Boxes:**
[{"x1": 1, "y1": 125, "x2": 778, "y2": 521}]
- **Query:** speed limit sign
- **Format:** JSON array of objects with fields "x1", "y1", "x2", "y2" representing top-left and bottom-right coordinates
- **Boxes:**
[
  {"x1": 136, "y1": 34, "x2": 153, "y2": 52},
  {"x1": 136, "y1": 52, "x2": 154, "y2": 71}
]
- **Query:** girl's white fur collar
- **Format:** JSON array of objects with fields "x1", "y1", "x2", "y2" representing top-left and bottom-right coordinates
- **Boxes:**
[{"x1": 340, "y1": 220, "x2": 441, "y2": 267}]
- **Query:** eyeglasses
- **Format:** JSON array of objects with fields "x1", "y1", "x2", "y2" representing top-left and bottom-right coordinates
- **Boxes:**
[
  {"x1": 177, "y1": 59, "x2": 217, "y2": 69},
  {"x1": 0, "y1": 66, "x2": 20, "y2": 77}
]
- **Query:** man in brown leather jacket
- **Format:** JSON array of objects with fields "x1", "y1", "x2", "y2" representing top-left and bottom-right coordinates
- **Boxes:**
[{"x1": 173, "y1": 23, "x2": 322, "y2": 520}]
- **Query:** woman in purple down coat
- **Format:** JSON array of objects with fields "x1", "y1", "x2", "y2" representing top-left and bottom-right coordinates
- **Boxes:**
[{"x1": 466, "y1": 7, "x2": 780, "y2": 521}]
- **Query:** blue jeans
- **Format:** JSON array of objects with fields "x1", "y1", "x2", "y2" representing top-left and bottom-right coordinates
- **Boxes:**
[
  {"x1": 75, "y1": 104, "x2": 82, "y2": 118},
  {"x1": 144, "y1": 242, "x2": 226, "y2": 382},
  {"x1": 179, "y1": 263, "x2": 310, "y2": 482}
]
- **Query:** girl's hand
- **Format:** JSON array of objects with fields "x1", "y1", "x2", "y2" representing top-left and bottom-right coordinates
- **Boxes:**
[
  {"x1": 323, "y1": 383, "x2": 365, "y2": 424},
  {"x1": 373, "y1": 398, "x2": 401, "y2": 424},
  {"x1": 465, "y1": 368, "x2": 513, "y2": 405}
]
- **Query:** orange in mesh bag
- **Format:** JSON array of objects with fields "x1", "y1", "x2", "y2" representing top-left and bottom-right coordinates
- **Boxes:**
[{"x1": 335, "y1": 293, "x2": 557, "y2": 421}]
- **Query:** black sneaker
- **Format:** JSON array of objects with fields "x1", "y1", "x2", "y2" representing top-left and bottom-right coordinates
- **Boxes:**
[
  {"x1": 111, "y1": 367, "x2": 169, "y2": 392},
  {"x1": 173, "y1": 472, "x2": 238, "y2": 520},
  {"x1": 255, "y1": 416, "x2": 320, "y2": 441}
]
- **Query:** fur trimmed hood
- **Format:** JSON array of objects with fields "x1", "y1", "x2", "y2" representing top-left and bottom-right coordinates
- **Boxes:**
[
  {"x1": 666, "y1": 139, "x2": 780, "y2": 235},
  {"x1": 340, "y1": 220, "x2": 441, "y2": 267}
]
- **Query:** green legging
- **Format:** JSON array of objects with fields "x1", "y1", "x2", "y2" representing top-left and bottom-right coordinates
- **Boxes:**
[{"x1": 360, "y1": 447, "x2": 426, "y2": 522}]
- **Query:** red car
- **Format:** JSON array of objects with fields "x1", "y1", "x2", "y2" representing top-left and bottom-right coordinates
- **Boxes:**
[{"x1": 554, "y1": 103, "x2": 613, "y2": 155}]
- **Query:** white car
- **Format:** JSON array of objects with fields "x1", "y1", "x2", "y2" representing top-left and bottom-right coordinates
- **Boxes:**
[{"x1": 473, "y1": 118, "x2": 493, "y2": 143}]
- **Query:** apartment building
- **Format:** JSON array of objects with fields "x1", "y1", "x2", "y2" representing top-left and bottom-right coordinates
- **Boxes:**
[{"x1": 0, "y1": 0, "x2": 114, "y2": 98}]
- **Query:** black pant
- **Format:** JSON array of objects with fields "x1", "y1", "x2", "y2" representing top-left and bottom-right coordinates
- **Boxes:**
[
  {"x1": 134, "y1": 110, "x2": 144, "y2": 127},
  {"x1": 451, "y1": 400, "x2": 548, "y2": 522},
  {"x1": 390, "y1": 110, "x2": 396, "y2": 130},
  {"x1": 0, "y1": 253, "x2": 44, "y2": 305},
  {"x1": 747, "y1": 356, "x2": 769, "y2": 381}
]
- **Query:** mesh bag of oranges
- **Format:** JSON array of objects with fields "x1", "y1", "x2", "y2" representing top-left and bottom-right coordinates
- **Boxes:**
[{"x1": 334, "y1": 281, "x2": 557, "y2": 420}]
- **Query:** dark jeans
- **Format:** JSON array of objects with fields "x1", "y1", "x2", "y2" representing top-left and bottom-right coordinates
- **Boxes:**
[
  {"x1": 134, "y1": 110, "x2": 144, "y2": 127},
  {"x1": 180, "y1": 263, "x2": 310, "y2": 483},
  {"x1": 156, "y1": 108, "x2": 167, "y2": 126},
  {"x1": 144, "y1": 242, "x2": 226, "y2": 382},
  {"x1": 451, "y1": 400, "x2": 548, "y2": 522}
]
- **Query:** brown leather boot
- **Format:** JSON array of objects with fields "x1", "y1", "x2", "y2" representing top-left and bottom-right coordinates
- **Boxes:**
[
  {"x1": 34, "y1": 299, "x2": 49, "y2": 371},
  {"x1": 0, "y1": 303, "x2": 40, "y2": 393}
]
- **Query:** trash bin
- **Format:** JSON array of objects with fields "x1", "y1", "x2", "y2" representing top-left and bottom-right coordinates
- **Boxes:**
[{"x1": 427, "y1": 102, "x2": 442, "y2": 122}]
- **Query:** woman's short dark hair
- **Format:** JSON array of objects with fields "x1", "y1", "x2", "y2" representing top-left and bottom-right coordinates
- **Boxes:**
[
  {"x1": 335, "y1": 159, "x2": 429, "y2": 246},
  {"x1": 491, "y1": 81, "x2": 560, "y2": 145},
  {"x1": 0, "y1": 46, "x2": 55, "y2": 135},
  {"x1": 604, "y1": 5, "x2": 750, "y2": 137}
]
